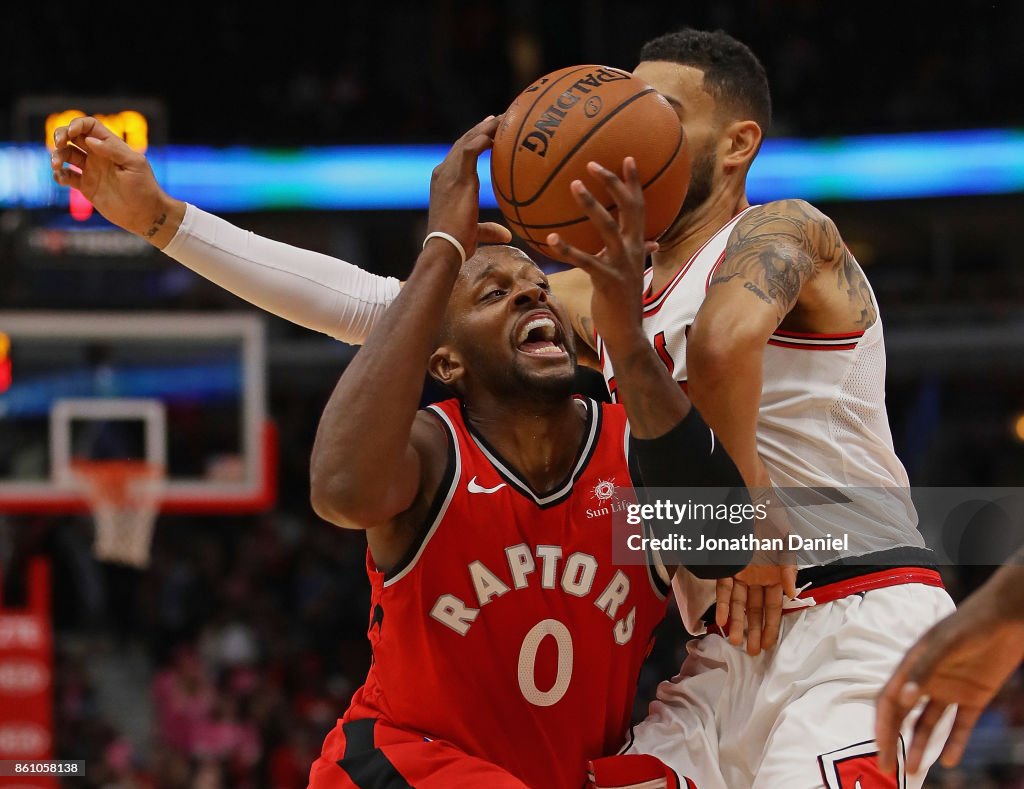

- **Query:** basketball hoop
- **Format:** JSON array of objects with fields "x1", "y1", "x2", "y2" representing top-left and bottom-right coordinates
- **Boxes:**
[{"x1": 71, "y1": 460, "x2": 165, "y2": 568}]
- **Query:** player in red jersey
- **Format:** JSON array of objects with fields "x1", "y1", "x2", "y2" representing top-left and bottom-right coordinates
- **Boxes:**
[{"x1": 304, "y1": 117, "x2": 747, "y2": 788}]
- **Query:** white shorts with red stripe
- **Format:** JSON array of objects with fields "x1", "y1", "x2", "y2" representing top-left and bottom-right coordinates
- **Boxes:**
[{"x1": 625, "y1": 570, "x2": 955, "y2": 789}]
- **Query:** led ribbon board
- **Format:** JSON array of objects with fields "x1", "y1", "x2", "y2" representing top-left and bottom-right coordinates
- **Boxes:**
[{"x1": 3, "y1": 129, "x2": 1023, "y2": 210}]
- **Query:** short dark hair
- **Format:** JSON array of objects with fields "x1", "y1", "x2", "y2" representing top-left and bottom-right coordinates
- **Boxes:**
[{"x1": 640, "y1": 28, "x2": 771, "y2": 132}]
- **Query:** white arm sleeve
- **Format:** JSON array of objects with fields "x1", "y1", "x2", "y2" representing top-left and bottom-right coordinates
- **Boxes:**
[{"x1": 162, "y1": 204, "x2": 400, "y2": 344}]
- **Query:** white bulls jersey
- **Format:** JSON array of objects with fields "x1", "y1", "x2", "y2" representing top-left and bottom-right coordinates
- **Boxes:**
[{"x1": 597, "y1": 206, "x2": 924, "y2": 631}]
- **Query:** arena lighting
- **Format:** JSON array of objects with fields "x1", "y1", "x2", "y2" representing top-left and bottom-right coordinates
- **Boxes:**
[
  {"x1": 43, "y1": 110, "x2": 150, "y2": 155},
  {"x1": 0, "y1": 332, "x2": 10, "y2": 394},
  {"x1": 1014, "y1": 413, "x2": 1024, "y2": 443},
  {"x1": 2, "y1": 128, "x2": 1023, "y2": 211}
]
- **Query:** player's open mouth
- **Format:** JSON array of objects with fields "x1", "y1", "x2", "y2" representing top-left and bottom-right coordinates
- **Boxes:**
[{"x1": 514, "y1": 311, "x2": 567, "y2": 358}]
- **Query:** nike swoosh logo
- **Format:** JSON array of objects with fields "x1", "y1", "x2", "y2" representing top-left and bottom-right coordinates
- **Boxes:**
[{"x1": 467, "y1": 476, "x2": 506, "y2": 494}]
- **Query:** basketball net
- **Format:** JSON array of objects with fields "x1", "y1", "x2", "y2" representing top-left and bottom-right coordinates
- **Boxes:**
[{"x1": 71, "y1": 460, "x2": 165, "y2": 568}]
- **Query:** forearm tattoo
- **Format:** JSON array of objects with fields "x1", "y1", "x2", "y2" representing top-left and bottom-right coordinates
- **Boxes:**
[{"x1": 144, "y1": 212, "x2": 167, "y2": 239}]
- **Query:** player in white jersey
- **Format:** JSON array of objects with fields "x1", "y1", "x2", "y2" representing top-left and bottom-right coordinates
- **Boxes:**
[
  {"x1": 595, "y1": 202, "x2": 926, "y2": 625},
  {"x1": 557, "y1": 31, "x2": 953, "y2": 788},
  {"x1": 53, "y1": 28, "x2": 954, "y2": 788}
]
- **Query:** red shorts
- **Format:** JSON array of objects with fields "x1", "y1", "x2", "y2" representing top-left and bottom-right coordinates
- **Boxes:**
[{"x1": 308, "y1": 717, "x2": 530, "y2": 788}]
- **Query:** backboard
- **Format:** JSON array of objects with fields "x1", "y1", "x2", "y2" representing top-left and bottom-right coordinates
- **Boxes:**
[{"x1": 0, "y1": 312, "x2": 274, "y2": 514}]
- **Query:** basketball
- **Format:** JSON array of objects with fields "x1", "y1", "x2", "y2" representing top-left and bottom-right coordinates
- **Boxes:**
[{"x1": 491, "y1": 65, "x2": 692, "y2": 261}]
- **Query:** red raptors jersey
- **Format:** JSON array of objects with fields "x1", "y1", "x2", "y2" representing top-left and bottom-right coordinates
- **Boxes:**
[{"x1": 343, "y1": 397, "x2": 668, "y2": 788}]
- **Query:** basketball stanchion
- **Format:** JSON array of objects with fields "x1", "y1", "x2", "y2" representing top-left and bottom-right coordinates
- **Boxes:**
[{"x1": 70, "y1": 460, "x2": 165, "y2": 569}]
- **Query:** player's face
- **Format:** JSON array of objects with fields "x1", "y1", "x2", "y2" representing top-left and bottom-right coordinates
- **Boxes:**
[
  {"x1": 633, "y1": 62, "x2": 721, "y2": 223},
  {"x1": 435, "y1": 246, "x2": 577, "y2": 399}
]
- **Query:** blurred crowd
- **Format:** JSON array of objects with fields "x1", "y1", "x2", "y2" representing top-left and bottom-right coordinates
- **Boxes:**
[{"x1": 11, "y1": 511, "x2": 371, "y2": 788}]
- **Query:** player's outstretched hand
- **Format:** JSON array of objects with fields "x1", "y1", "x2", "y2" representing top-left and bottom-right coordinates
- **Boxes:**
[
  {"x1": 876, "y1": 567, "x2": 1024, "y2": 774},
  {"x1": 547, "y1": 158, "x2": 658, "y2": 353},
  {"x1": 426, "y1": 116, "x2": 512, "y2": 260},
  {"x1": 50, "y1": 116, "x2": 183, "y2": 248}
]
